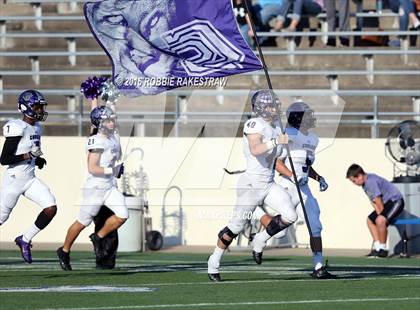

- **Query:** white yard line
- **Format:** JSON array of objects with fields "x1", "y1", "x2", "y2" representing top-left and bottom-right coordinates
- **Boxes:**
[{"x1": 39, "y1": 297, "x2": 420, "y2": 310}]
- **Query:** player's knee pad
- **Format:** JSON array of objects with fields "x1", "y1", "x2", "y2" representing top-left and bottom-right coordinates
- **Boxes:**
[
  {"x1": 218, "y1": 226, "x2": 238, "y2": 247},
  {"x1": 266, "y1": 215, "x2": 293, "y2": 236},
  {"x1": 43, "y1": 205, "x2": 57, "y2": 219},
  {"x1": 35, "y1": 208, "x2": 56, "y2": 230},
  {"x1": 310, "y1": 236, "x2": 323, "y2": 253}
]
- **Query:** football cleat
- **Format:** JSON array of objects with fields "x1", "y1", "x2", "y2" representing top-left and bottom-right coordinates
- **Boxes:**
[
  {"x1": 89, "y1": 233, "x2": 106, "y2": 260},
  {"x1": 252, "y1": 251, "x2": 263, "y2": 265},
  {"x1": 208, "y1": 273, "x2": 222, "y2": 282},
  {"x1": 376, "y1": 249, "x2": 388, "y2": 258},
  {"x1": 366, "y1": 249, "x2": 379, "y2": 258},
  {"x1": 311, "y1": 266, "x2": 337, "y2": 279},
  {"x1": 14, "y1": 235, "x2": 33, "y2": 263},
  {"x1": 56, "y1": 247, "x2": 72, "y2": 271}
]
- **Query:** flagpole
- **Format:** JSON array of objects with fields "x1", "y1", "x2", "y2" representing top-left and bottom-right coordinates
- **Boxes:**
[{"x1": 243, "y1": 1, "x2": 314, "y2": 238}]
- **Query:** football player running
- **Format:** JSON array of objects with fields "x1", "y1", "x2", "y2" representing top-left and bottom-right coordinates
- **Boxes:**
[
  {"x1": 0, "y1": 90, "x2": 57, "y2": 263},
  {"x1": 56, "y1": 100, "x2": 127, "y2": 271},
  {"x1": 207, "y1": 90, "x2": 297, "y2": 282},
  {"x1": 251, "y1": 100, "x2": 336, "y2": 279}
]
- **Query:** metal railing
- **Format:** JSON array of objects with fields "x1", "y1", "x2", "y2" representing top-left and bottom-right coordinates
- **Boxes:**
[
  {"x1": 0, "y1": 89, "x2": 419, "y2": 138},
  {"x1": 1, "y1": 69, "x2": 419, "y2": 76}
]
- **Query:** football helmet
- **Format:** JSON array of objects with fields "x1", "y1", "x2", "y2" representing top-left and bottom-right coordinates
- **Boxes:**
[
  {"x1": 90, "y1": 106, "x2": 116, "y2": 133},
  {"x1": 251, "y1": 89, "x2": 280, "y2": 122},
  {"x1": 18, "y1": 90, "x2": 48, "y2": 122},
  {"x1": 286, "y1": 101, "x2": 316, "y2": 130}
]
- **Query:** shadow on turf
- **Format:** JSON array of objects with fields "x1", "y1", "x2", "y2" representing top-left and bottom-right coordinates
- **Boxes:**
[{"x1": 2, "y1": 255, "x2": 418, "y2": 282}]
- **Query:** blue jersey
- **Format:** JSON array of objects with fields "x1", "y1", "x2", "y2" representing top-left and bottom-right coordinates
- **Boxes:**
[{"x1": 362, "y1": 173, "x2": 403, "y2": 203}]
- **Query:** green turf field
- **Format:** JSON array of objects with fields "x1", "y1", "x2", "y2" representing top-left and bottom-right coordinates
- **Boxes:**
[{"x1": 0, "y1": 250, "x2": 419, "y2": 310}]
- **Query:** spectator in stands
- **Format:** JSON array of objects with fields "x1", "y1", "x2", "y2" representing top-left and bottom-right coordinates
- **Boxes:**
[
  {"x1": 233, "y1": 0, "x2": 254, "y2": 47},
  {"x1": 385, "y1": 0, "x2": 420, "y2": 46},
  {"x1": 273, "y1": 0, "x2": 324, "y2": 32},
  {"x1": 346, "y1": 164, "x2": 405, "y2": 258},
  {"x1": 254, "y1": 0, "x2": 285, "y2": 28},
  {"x1": 325, "y1": 0, "x2": 351, "y2": 46}
]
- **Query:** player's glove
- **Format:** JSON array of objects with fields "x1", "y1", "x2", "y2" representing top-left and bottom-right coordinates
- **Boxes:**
[
  {"x1": 319, "y1": 176, "x2": 328, "y2": 192},
  {"x1": 29, "y1": 146, "x2": 43, "y2": 158},
  {"x1": 297, "y1": 176, "x2": 308, "y2": 187},
  {"x1": 35, "y1": 157, "x2": 47, "y2": 169},
  {"x1": 113, "y1": 163, "x2": 124, "y2": 179}
]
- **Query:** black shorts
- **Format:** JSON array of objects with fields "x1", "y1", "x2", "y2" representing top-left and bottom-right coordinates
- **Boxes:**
[{"x1": 368, "y1": 199, "x2": 405, "y2": 225}]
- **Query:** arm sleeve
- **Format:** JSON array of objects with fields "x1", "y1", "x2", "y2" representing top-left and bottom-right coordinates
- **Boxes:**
[{"x1": 0, "y1": 137, "x2": 26, "y2": 165}]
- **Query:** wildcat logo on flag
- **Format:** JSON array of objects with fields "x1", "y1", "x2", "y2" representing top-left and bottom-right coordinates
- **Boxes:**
[{"x1": 84, "y1": 0, "x2": 262, "y2": 96}]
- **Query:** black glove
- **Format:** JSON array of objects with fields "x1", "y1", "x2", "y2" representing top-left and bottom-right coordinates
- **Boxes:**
[
  {"x1": 113, "y1": 163, "x2": 124, "y2": 179},
  {"x1": 35, "y1": 157, "x2": 47, "y2": 169}
]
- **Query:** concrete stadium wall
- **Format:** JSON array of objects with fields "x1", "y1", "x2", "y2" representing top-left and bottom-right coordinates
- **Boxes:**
[{"x1": 0, "y1": 137, "x2": 394, "y2": 250}]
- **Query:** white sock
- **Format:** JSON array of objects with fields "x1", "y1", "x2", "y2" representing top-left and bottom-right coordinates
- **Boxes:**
[
  {"x1": 208, "y1": 246, "x2": 225, "y2": 273},
  {"x1": 313, "y1": 252, "x2": 323, "y2": 270},
  {"x1": 373, "y1": 241, "x2": 381, "y2": 251},
  {"x1": 23, "y1": 224, "x2": 41, "y2": 242},
  {"x1": 379, "y1": 243, "x2": 386, "y2": 251},
  {"x1": 414, "y1": 20, "x2": 420, "y2": 28},
  {"x1": 253, "y1": 230, "x2": 271, "y2": 253}
]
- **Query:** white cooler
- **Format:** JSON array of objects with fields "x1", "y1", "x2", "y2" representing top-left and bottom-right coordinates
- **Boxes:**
[{"x1": 117, "y1": 196, "x2": 144, "y2": 252}]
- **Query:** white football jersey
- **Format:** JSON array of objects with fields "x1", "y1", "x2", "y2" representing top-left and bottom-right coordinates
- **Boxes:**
[
  {"x1": 243, "y1": 117, "x2": 285, "y2": 183},
  {"x1": 84, "y1": 133, "x2": 121, "y2": 189},
  {"x1": 2, "y1": 119, "x2": 41, "y2": 178},
  {"x1": 280, "y1": 127, "x2": 319, "y2": 179}
]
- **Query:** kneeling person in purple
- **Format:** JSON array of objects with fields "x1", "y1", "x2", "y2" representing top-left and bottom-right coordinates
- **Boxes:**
[{"x1": 346, "y1": 164, "x2": 404, "y2": 258}]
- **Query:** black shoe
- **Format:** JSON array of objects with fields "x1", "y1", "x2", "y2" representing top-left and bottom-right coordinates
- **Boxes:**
[
  {"x1": 89, "y1": 233, "x2": 106, "y2": 260},
  {"x1": 311, "y1": 266, "x2": 337, "y2": 279},
  {"x1": 366, "y1": 249, "x2": 379, "y2": 258},
  {"x1": 376, "y1": 249, "x2": 388, "y2": 258},
  {"x1": 56, "y1": 247, "x2": 72, "y2": 271},
  {"x1": 208, "y1": 273, "x2": 222, "y2": 282},
  {"x1": 252, "y1": 251, "x2": 263, "y2": 265}
]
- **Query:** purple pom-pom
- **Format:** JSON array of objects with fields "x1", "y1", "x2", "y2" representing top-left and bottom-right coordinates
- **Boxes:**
[{"x1": 80, "y1": 76, "x2": 108, "y2": 100}]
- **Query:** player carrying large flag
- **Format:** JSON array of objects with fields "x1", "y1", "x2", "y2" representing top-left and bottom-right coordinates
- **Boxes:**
[{"x1": 207, "y1": 90, "x2": 297, "y2": 282}]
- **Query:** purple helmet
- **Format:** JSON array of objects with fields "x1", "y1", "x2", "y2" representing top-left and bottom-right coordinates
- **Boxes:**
[
  {"x1": 18, "y1": 90, "x2": 48, "y2": 121},
  {"x1": 90, "y1": 106, "x2": 116, "y2": 132},
  {"x1": 251, "y1": 89, "x2": 280, "y2": 121}
]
